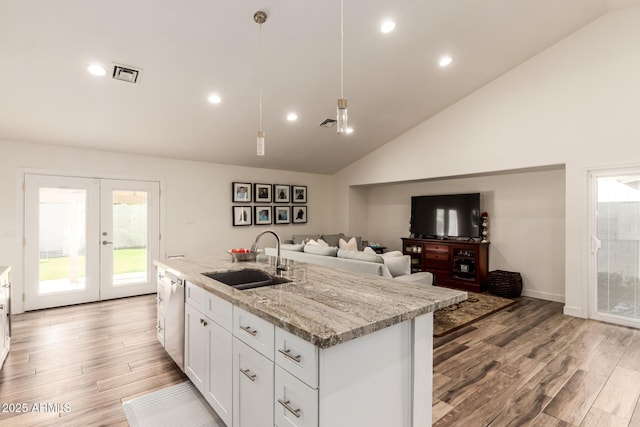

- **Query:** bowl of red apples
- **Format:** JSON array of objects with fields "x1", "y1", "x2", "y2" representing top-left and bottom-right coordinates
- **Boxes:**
[{"x1": 227, "y1": 248, "x2": 261, "y2": 262}]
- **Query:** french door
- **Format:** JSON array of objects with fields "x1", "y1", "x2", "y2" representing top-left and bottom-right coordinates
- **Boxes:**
[
  {"x1": 589, "y1": 169, "x2": 640, "y2": 328},
  {"x1": 24, "y1": 174, "x2": 160, "y2": 310}
]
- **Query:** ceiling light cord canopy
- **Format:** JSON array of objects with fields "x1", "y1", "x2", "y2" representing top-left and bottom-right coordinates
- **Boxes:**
[
  {"x1": 337, "y1": 0, "x2": 348, "y2": 135},
  {"x1": 255, "y1": 11, "x2": 267, "y2": 156}
]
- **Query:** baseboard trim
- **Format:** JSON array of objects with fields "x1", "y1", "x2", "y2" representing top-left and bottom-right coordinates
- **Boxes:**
[
  {"x1": 563, "y1": 305, "x2": 587, "y2": 318},
  {"x1": 521, "y1": 289, "x2": 564, "y2": 303}
]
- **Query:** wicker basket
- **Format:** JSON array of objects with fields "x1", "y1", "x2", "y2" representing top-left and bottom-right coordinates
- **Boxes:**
[{"x1": 487, "y1": 270, "x2": 522, "y2": 298}]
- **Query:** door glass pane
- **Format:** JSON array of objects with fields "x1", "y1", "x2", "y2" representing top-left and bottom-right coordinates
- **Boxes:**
[
  {"x1": 39, "y1": 188, "x2": 87, "y2": 294},
  {"x1": 596, "y1": 175, "x2": 640, "y2": 319},
  {"x1": 112, "y1": 190, "x2": 148, "y2": 286}
]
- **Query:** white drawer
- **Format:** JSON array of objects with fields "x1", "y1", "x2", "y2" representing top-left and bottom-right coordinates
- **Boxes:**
[
  {"x1": 275, "y1": 328, "x2": 318, "y2": 389},
  {"x1": 275, "y1": 366, "x2": 318, "y2": 427},
  {"x1": 233, "y1": 306, "x2": 275, "y2": 360},
  {"x1": 204, "y1": 292, "x2": 233, "y2": 332},
  {"x1": 186, "y1": 281, "x2": 207, "y2": 311}
]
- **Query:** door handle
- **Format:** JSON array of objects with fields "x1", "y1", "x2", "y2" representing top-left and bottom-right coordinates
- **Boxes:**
[{"x1": 102, "y1": 240, "x2": 113, "y2": 245}]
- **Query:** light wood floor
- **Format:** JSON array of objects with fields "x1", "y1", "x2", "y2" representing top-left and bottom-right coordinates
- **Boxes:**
[
  {"x1": 1, "y1": 295, "x2": 640, "y2": 426},
  {"x1": 0, "y1": 295, "x2": 187, "y2": 426}
]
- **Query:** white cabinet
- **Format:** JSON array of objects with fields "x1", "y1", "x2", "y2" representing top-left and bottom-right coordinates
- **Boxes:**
[
  {"x1": 183, "y1": 282, "x2": 432, "y2": 427},
  {"x1": 0, "y1": 266, "x2": 10, "y2": 369},
  {"x1": 185, "y1": 282, "x2": 233, "y2": 427},
  {"x1": 233, "y1": 337, "x2": 274, "y2": 427}
]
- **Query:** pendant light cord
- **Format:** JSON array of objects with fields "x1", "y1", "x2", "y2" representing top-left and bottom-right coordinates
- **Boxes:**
[
  {"x1": 340, "y1": 0, "x2": 344, "y2": 99},
  {"x1": 259, "y1": 22, "x2": 263, "y2": 131}
]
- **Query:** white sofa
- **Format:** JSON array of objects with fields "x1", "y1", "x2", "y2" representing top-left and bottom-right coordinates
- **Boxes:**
[{"x1": 265, "y1": 244, "x2": 433, "y2": 286}]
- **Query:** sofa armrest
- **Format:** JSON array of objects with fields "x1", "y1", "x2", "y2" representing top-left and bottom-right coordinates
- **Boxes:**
[{"x1": 393, "y1": 272, "x2": 433, "y2": 286}]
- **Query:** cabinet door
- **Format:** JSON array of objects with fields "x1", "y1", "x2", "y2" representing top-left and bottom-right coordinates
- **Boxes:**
[
  {"x1": 233, "y1": 337, "x2": 274, "y2": 427},
  {"x1": 184, "y1": 303, "x2": 207, "y2": 391},
  {"x1": 205, "y1": 320, "x2": 233, "y2": 427}
]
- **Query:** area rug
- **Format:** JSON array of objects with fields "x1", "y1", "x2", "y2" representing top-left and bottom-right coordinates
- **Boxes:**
[
  {"x1": 434, "y1": 291, "x2": 516, "y2": 337},
  {"x1": 122, "y1": 381, "x2": 224, "y2": 427}
]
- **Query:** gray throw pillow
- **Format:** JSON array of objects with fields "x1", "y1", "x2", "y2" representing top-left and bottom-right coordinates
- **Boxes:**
[{"x1": 320, "y1": 233, "x2": 345, "y2": 247}]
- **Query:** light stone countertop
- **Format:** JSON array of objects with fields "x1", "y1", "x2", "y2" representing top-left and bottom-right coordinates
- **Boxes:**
[
  {"x1": 0, "y1": 266, "x2": 9, "y2": 276},
  {"x1": 156, "y1": 255, "x2": 467, "y2": 349}
]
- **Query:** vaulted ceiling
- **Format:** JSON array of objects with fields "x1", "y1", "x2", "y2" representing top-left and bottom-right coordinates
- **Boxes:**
[{"x1": 1, "y1": 0, "x2": 638, "y2": 174}]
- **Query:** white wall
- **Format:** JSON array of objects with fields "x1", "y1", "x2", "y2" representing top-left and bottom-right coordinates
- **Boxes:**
[
  {"x1": 0, "y1": 139, "x2": 333, "y2": 313},
  {"x1": 333, "y1": 7, "x2": 640, "y2": 316},
  {"x1": 363, "y1": 167, "x2": 565, "y2": 302}
]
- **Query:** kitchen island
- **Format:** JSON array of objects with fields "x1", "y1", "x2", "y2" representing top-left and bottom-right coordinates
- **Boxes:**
[{"x1": 156, "y1": 255, "x2": 466, "y2": 427}]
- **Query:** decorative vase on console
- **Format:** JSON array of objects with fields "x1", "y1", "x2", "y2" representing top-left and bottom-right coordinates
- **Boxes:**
[{"x1": 480, "y1": 212, "x2": 489, "y2": 243}]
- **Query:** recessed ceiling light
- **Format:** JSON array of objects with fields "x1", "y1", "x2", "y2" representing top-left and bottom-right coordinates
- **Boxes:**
[
  {"x1": 439, "y1": 56, "x2": 453, "y2": 67},
  {"x1": 346, "y1": 127, "x2": 354, "y2": 134},
  {"x1": 87, "y1": 64, "x2": 106, "y2": 76},
  {"x1": 286, "y1": 112, "x2": 298, "y2": 121},
  {"x1": 380, "y1": 20, "x2": 396, "y2": 34},
  {"x1": 207, "y1": 94, "x2": 222, "y2": 104}
]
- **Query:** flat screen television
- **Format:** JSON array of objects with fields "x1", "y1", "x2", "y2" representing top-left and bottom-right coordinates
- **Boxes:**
[{"x1": 410, "y1": 193, "x2": 481, "y2": 239}]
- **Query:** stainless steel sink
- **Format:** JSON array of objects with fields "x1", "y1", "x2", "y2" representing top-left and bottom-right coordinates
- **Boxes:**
[{"x1": 202, "y1": 268, "x2": 291, "y2": 290}]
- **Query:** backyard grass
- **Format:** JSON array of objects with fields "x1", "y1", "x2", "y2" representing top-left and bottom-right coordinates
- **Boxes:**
[{"x1": 39, "y1": 248, "x2": 147, "y2": 281}]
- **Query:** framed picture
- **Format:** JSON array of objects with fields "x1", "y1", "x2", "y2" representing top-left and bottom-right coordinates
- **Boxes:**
[
  {"x1": 274, "y1": 206, "x2": 290, "y2": 224},
  {"x1": 254, "y1": 206, "x2": 272, "y2": 225},
  {"x1": 232, "y1": 182, "x2": 252, "y2": 203},
  {"x1": 232, "y1": 206, "x2": 252, "y2": 226},
  {"x1": 254, "y1": 183, "x2": 272, "y2": 203},
  {"x1": 292, "y1": 185, "x2": 307, "y2": 203},
  {"x1": 291, "y1": 206, "x2": 307, "y2": 224},
  {"x1": 273, "y1": 184, "x2": 290, "y2": 203}
]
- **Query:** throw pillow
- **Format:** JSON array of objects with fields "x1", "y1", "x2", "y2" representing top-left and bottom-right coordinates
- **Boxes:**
[
  {"x1": 363, "y1": 246, "x2": 377, "y2": 255},
  {"x1": 292, "y1": 234, "x2": 321, "y2": 244},
  {"x1": 306, "y1": 239, "x2": 320, "y2": 246},
  {"x1": 280, "y1": 243, "x2": 305, "y2": 252},
  {"x1": 339, "y1": 237, "x2": 358, "y2": 251},
  {"x1": 303, "y1": 244, "x2": 339, "y2": 257},
  {"x1": 317, "y1": 238, "x2": 330, "y2": 247}
]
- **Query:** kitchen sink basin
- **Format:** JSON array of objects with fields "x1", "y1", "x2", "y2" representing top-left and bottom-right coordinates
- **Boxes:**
[{"x1": 202, "y1": 268, "x2": 291, "y2": 290}]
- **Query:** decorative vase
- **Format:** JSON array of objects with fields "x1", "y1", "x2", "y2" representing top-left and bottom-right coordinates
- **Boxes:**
[{"x1": 480, "y1": 214, "x2": 489, "y2": 243}]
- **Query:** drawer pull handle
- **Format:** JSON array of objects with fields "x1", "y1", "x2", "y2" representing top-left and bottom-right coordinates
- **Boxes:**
[
  {"x1": 0, "y1": 304, "x2": 4, "y2": 310},
  {"x1": 240, "y1": 368, "x2": 257, "y2": 382},
  {"x1": 240, "y1": 325, "x2": 257, "y2": 336},
  {"x1": 278, "y1": 399, "x2": 301, "y2": 418},
  {"x1": 200, "y1": 318, "x2": 208, "y2": 327},
  {"x1": 278, "y1": 348, "x2": 301, "y2": 363},
  {"x1": 156, "y1": 295, "x2": 163, "y2": 303}
]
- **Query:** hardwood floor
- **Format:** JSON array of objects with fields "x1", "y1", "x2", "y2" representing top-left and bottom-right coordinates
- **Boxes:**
[
  {"x1": 433, "y1": 297, "x2": 640, "y2": 426},
  {"x1": 0, "y1": 295, "x2": 187, "y2": 426},
  {"x1": 1, "y1": 295, "x2": 639, "y2": 426}
]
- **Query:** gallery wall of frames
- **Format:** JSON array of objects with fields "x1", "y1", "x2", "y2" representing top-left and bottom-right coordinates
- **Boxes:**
[{"x1": 232, "y1": 182, "x2": 307, "y2": 226}]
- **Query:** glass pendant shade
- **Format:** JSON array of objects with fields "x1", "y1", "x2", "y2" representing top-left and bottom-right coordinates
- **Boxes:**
[
  {"x1": 337, "y1": 98, "x2": 348, "y2": 134},
  {"x1": 257, "y1": 130, "x2": 265, "y2": 156}
]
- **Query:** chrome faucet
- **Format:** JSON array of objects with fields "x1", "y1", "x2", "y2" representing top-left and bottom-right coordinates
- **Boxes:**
[{"x1": 250, "y1": 230, "x2": 288, "y2": 274}]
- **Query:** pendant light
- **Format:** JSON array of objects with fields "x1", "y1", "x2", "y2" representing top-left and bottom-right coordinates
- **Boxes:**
[
  {"x1": 337, "y1": 0, "x2": 348, "y2": 134},
  {"x1": 254, "y1": 11, "x2": 267, "y2": 156}
]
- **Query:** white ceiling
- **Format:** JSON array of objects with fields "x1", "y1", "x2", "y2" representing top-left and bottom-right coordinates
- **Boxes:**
[{"x1": 0, "y1": 0, "x2": 637, "y2": 174}]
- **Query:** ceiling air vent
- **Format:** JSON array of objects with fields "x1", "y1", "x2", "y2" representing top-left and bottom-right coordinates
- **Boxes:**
[
  {"x1": 112, "y1": 64, "x2": 140, "y2": 83},
  {"x1": 318, "y1": 118, "x2": 337, "y2": 128}
]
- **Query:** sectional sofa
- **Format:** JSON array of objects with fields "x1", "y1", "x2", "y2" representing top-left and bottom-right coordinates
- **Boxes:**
[{"x1": 266, "y1": 233, "x2": 433, "y2": 286}]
